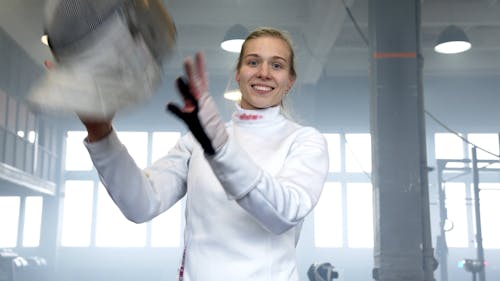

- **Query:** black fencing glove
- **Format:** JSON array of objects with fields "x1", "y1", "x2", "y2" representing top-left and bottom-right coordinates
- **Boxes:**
[
  {"x1": 167, "y1": 77, "x2": 215, "y2": 154},
  {"x1": 166, "y1": 53, "x2": 228, "y2": 155}
]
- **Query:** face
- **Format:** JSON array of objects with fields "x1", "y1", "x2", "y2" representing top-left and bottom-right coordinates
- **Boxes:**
[{"x1": 236, "y1": 37, "x2": 295, "y2": 110}]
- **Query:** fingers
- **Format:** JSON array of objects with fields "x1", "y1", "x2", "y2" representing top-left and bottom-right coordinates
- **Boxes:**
[
  {"x1": 169, "y1": 52, "x2": 206, "y2": 115},
  {"x1": 175, "y1": 76, "x2": 196, "y2": 112},
  {"x1": 166, "y1": 103, "x2": 184, "y2": 119},
  {"x1": 195, "y1": 52, "x2": 208, "y2": 91},
  {"x1": 183, "y1": 57, "x2": 199, "y2": 98},
  {"x1": 183, "y1": 51, "x2": 207, "y2": 98}
]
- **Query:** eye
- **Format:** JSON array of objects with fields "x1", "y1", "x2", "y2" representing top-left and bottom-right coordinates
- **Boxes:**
[
  {"x1": 247, "y1": 59, "x2": 258, "y2": 67},
  {"x1": 272, "y1": 62, "x2": 283, "y2": 70}
]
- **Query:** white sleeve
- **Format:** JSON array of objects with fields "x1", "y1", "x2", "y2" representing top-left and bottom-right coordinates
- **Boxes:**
[
  {"x1": 206, "y1": 128, "x2": 329, "y2": 234},
  {"x1": 84, "y1": 130, "x2": 191, "y2": 223}
]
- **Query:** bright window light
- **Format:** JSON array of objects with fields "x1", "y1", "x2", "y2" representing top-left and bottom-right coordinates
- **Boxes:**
[
  {"x1": 467, "y1": 133, "x2": 500, "y2": 160},
  {"x1": 477, "y1": 183, "x2": 500, "y2": 249},
  {"x1": 444, "y1": 183, "x2": 468, "y2": 248},
  {"x1": 434, "y1": 133, "x2": 466, "y2": 168},
  {"x1": 152, "y1": 132, "x2": 181, "y2": 163},
  {"x1": 435, "y1": 133, "x2": 465, "y2": 159},
  {"x1": 22, "y1": 196, "x2": 44, "y2": 247},
  {"x1": 117, "y1": 132, "x2": 148, "y2": 169},
  {"x1": 347, "y1": 183, "x2": 373, "y2": 248},
  {"x1": 345, "y1": 134, "x2": 372, "y2": 173},
  {"x1": 314, "y1": 182, "x2": 343, "y2": 247},
  {"x1": 65, "y1": 131, "x2": 93, "y2": 171},
  {"x1": 61, "y1": 181, "x2": 94, "y2": 247},
  {"x1": 0, "y1": 197, "x2": 21, "y2": 248},
  {"x1": 95, "y1": 183, "x2": 147, "y2": 247},
  {"x1": 323, "y1": 134, "x2": 341, "y2": 173}
]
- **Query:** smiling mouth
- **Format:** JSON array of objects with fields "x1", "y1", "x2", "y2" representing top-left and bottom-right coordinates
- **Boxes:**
[{"x1": 252, "y1": 84, "x2": 275, "y2": 93}]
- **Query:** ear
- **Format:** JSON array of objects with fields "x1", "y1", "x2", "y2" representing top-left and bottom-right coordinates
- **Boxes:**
[
  {"x1": 235, "y1": 70, "x2": 240, "y2": 82},
  {"x1": 287, "y1": 78, "x2": 295, "y2": 93}
]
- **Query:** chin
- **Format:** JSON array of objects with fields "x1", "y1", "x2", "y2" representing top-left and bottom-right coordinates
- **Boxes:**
[
  {"x1": 241, "y1": 95, "x2": 279, "y2": 110},
  {"x1": 255, "y1": 104, "x2": 279, "y2": 110},
  {"x1": 249, "y1": 100, "x2": 274, "y2": 109}
]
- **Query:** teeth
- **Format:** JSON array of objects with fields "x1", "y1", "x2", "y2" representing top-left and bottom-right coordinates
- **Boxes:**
[{"x1": 253, "y1": 85, "x2": 272, "y2": 91}]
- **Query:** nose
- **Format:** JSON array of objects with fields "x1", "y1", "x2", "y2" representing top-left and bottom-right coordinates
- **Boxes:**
[{"x1": 257, "y1": 62, "x2": 271, "y2": 79}]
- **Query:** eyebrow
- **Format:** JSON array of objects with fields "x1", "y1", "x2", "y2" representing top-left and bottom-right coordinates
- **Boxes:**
[{"x1": 244, "y1": 53, "x2": 288, "y2": 62}]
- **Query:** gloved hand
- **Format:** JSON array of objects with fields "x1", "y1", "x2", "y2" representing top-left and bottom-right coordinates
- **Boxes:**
[{"x1": 167, "y1": 52, "x2": 228, "y2": 155}]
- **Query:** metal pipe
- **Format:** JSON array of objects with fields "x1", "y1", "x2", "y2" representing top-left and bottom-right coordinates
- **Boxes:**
[
  {"x1": 471, "y1": 146, "x2": 486, "y2": 281},
  {"x1": 436, "y1": 160, "x2": 448, "y2": 281}
]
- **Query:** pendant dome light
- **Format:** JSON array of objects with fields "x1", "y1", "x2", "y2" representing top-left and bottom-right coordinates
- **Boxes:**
[
  {"x1": 434, "y1": 25, "x2": 471, "y2": 54},
  {"x1": 220, "y1": 24, "x2": 249, "y2": 53}
]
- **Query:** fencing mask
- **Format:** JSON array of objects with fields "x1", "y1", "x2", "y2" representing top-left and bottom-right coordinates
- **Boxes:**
[{"x1": 28, "y1": 0, "x2": 177, "y2": 119}]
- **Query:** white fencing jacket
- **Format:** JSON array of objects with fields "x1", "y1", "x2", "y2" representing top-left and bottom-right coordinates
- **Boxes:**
[{"x1": 85, "y1": 104, "x2": 329, "y2": 281}]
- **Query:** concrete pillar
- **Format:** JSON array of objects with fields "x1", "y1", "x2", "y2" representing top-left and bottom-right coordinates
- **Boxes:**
[{"x1": 369, "y1": 0, "x2": 435, "y2": 280}]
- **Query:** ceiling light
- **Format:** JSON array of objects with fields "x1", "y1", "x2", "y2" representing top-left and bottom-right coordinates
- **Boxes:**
[
  {"x1": 41, "y1": 34, "x2": 49, "y2": 46},
  {"x1": 434, "y1": 25, "x2": 471, "y2": 54},
  {"x1": 220, "y1": 24, "x2": 249, "y2": 53}
]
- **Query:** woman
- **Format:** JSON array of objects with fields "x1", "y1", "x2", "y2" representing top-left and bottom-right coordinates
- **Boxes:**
[{"x1": 83, "y1": 27, "x2": 329, "y2": 281}]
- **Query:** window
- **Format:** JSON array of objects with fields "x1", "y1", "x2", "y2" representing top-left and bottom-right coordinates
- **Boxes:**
[
  {"x1": 468, "y1": 134, "x2": 500, "y2": 168},
  {"x1": 152, "y1": 132, "x2": 181, "y2": 163},
  {"x1": 61, "y1": 181, "x2": 94, "y2": 247},
  {"x1": 435, "y1": 132, "x2": 500, "y2": 250},
  {"x1": 95, "y1": 183, "x2": 147, "y2": 247},
  {"x1": 314, "y1": 182, "x2": 342, "y2": 247},
  {"x1": 346, "y1": 183, "x2": 373, "y2": 248},
  {"x1": 65, "y1": 131, "x2": 93, "y2": 171},
  {"x1": 435, "y1": 133, "x2": 466, "y2": 168},
  {"x1": 0, "y1": 197, "x2": 20, "y2": 248},
  {"x1": 117, "y1": 132, "x2": 148, "y2": 169},
  {"x1": 345, "y1": 133, "x2": 371, "y2": 173},
  {"x1": 435, "y1": 133, "x2": 465, "y2": 160},
  {"x1": 314, "y1": 133, "x2": 372, "y2": 249},
  {"x1": 443, "y1": 182, "x2": 468, "y2": 247},
  {"x1": 22, "y1": 196, "x2": 43, "y2": 247},
  {"x1": 313, "y1": 130, "x2": 500, "y2": 252},
  {"x1": 477, "y1": 183, "x2": 500, "y2": 249},
  {"x1": 61, "y1": 130, "x2": 183, "y2": 248},
  {"x1": 323, "y1": 134, "x2": 341, "y2": 173}
]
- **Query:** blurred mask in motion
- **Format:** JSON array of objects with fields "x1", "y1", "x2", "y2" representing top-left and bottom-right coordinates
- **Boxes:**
[{"x1": 28, "y1": 0, "x2": 177, "y2": 119}]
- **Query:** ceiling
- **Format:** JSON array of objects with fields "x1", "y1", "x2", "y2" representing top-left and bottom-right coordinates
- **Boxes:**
[{"x1": 1, "y1": 0, "x2": 500, "y2": 85}]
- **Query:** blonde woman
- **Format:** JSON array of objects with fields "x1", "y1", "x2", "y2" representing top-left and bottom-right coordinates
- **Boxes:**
[{"x1": 83, "y1": 27, "x2": 329, "y2": 281}]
